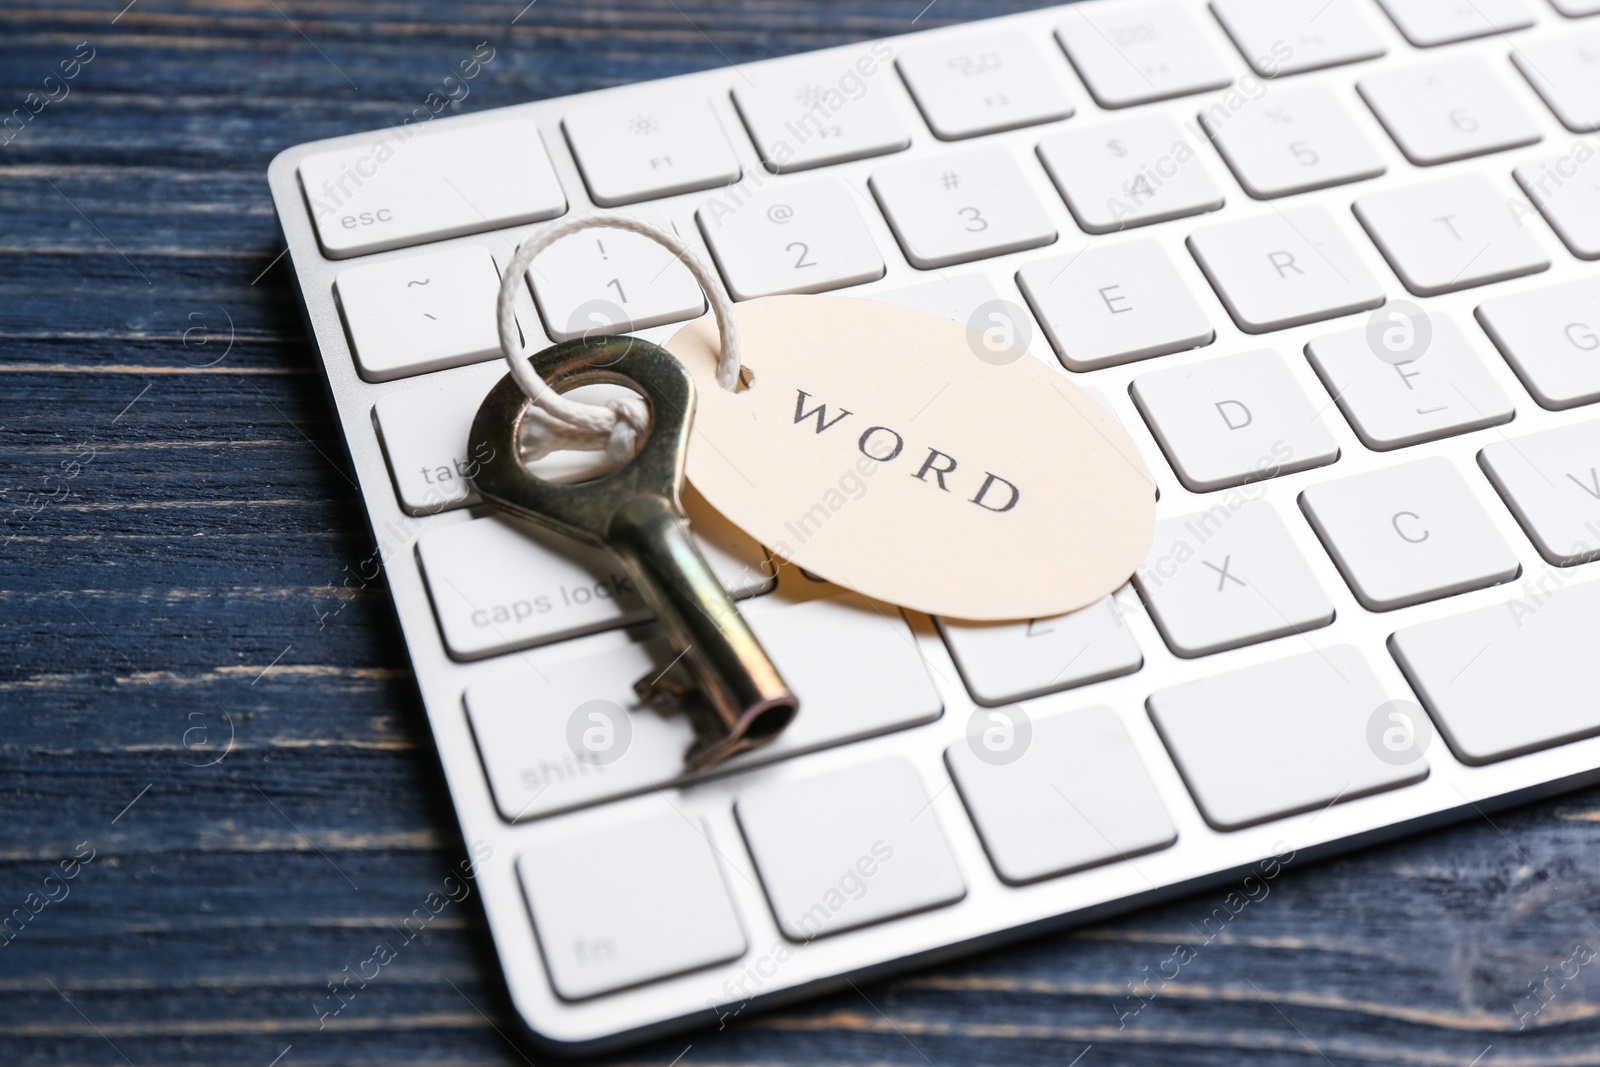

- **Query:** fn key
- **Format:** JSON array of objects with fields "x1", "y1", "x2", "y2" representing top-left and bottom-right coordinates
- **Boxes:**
[{"x1": 519, "y1": 807, "x2": 746, "y2": 1000}]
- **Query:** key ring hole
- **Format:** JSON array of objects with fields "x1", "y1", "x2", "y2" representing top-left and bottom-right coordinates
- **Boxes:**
[{"x1": 516, "y1": 380, "x2": 647, "y2": 486}]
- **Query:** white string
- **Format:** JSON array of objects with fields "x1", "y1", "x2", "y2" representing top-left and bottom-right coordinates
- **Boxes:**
[{"x1": 497, "y1": 212, "x2": 741, "y2": 463}]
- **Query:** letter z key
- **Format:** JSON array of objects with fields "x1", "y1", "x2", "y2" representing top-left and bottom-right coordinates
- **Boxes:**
[{"x1": 469, "y1": 336, "x2": 798, "y2": 769}]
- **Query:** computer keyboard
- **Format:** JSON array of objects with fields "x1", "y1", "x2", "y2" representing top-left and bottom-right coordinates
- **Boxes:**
[{"x1": 265, "y1": 0, "x2": 1600, "y2": 1052}]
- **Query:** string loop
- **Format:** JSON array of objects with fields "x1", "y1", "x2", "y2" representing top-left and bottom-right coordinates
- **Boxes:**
[{"x1": 496, "y1": 213, "x2": 740, "y2": 462}]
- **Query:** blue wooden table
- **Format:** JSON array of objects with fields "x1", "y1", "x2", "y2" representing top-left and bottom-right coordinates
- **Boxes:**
[{"x1": 4, "y1": 1, "x2": 1600, "y2": 1064}]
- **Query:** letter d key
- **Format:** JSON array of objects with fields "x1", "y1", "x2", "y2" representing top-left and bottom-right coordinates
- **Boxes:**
[{"x1": 469, "y1": 335, "x2": 798, "y2": 770}]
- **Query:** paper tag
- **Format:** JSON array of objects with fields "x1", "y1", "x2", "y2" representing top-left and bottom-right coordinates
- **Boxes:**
[{"x1": 666, "y1": 295, "x2": 1155, "y2": 621}]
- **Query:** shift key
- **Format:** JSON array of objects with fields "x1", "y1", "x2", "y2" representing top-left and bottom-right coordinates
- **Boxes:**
[
  {"x1": 416, "y1": 508, "x2": 773, "y2": 659},
  {"x1": 297, "y1": 119, "x2": 567, "y2": 258}
]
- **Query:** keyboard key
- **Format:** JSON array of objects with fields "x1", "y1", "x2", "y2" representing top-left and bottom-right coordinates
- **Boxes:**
[
  {"x1": 1210, "y1": 0, "x2": 1386, "y2": 78},
  {"x1": 298, "y1": 119, "x2": 566, "y2": 259},
  {"x1": 1131, "y1": 349, "x2": 1341, "y2": 492},
  {"x1": 1056, "y1": 1, "x2": 1232, "y2": 108},
  {"x1": 1037, "y1": 114, "x2": 1225, "y2": 234},
  {"x1": 732, "y1": 57, "x2": 911, "y2": 173},
  {"x1": 1137, "y1": 502, "x2": 1334, "y2": 657},
  {"x1": 466, "y1": 588, "x2": 943, "y2": 820},
  {"x1": 1354, "y1": 174, "x2": 1550, "y2": 297},
  {"x1": 936, "y1": 594, "x2": 1142, "y2": 706},
  {"x1": 896, "y1": 30, "x2": 1074, "y2": 139},
  {"x1": 946, "y1": 706, "x2": 1176, "y2": 885},
  {"x1": 518, "y1": 807, "x2": 746, "y2": 999},
  {"x1": 1358, "y1": 57, "x2": 1542, "y2": 166},
  {"x1": 1201, "y1": 82, "x2": 1386, "y2": 199},
  {"x1": 1299, "y1": 456, "x2": 1521, "y2": 611},
  {"x1": 1187, "y1": 205, "x2": 1387, "y2": 334},
  {"x1": 736, "y1": 759, "x2": 965, "y2": 940},
  {"x1": 1017, "y1": 239, "x2": 1214, "y2": 371},
  {"x1": 1515, "y1": 149, "x2": 1600, "y2": 260},
  {"x1": 1551, "y1": 0, "x2": 1600, "y2": 14},
  {"x1": 374, "y1": 361, "x2": 500, "y2": 514},
  {"x1": 1476, "y1": 278, "x2": 1600, "y2": 409},
  {"x1": 417, "y1": 504, "x2": 771, "y2": 660},
  {"x1": 870, "y1": 147, "x2": 1057, "y2": 268},
  {"x1": 1513, "y1": 32, "x2": 1600, "y2": 132},
  {"x1": 1479, "y1": 419, "x2": 1600, "y2": 565},
  {"x1": 334, "y1": 245, "x2": 503, "y2": 383},
  {"x1": 562, "y1": 94, "x2": 741, "y2": 206},
  {"x1": 1391, "y1": 578, "x2": 1600, "y2": 764},
  {"x1": 1377, "y1": 0, "x2": 1533, "y2": 46},
  {"x1": 1306, "y1": 315, "x2": 1515, "y2": 450},
  {"x1": 527, "y1": 221, "x2": 705, "y2": 340},
  {"x1": 697, "y1": 177, "x2": 885, "y2": 300},
  {"x1": 1148, "y1": 646, "x2": 1427, "y2": 831}
]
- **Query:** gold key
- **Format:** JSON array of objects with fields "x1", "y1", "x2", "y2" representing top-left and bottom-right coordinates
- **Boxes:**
[{"x1": 468, "y1": 334, "x2": 798, "y2": 769}]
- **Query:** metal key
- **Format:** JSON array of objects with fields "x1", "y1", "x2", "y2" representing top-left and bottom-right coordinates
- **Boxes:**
[{"x1": 468, "y1": 334, "x2": 798, "y2": 769}]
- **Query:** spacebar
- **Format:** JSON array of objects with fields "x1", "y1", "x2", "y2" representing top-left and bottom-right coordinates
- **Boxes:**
[{"x1": 1390, "y1": 578, "x2": 1600, "y2": 765}]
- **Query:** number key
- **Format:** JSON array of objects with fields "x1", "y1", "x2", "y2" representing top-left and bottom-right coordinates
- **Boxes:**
[
  {"x1": 870, "y1": 147, "x2": 1057, "y2": 268},
  {"x1": 526, "y1": 221, "x2": 706, "y2": 341},
  {"x1": 696, "y1": 177, "x2": 885, "y2": 300},
  {"x1": 1358, "y1": 56, "x2": 1541, "y2": 166},
  {"x1": 1038, "y1": 113, "x2": 1224, "y2": 233},
  {"x1": 1202, "y1": 82, "x2": 1385, "y2": 199}
]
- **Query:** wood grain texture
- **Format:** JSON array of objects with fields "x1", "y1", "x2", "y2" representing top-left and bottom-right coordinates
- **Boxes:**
[{"x1": 3, "y1": 1, "x2": 1600, "y2": 1064}]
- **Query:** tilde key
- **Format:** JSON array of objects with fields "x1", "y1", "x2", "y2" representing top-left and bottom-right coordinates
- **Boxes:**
[{"x1": 468, "y1": 334, "x2": 798, "y2": 769}]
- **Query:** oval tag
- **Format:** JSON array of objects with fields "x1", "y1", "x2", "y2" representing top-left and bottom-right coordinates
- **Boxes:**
[{"x1": 666, "y1": 295, "x2": 1155, "y2": 621}]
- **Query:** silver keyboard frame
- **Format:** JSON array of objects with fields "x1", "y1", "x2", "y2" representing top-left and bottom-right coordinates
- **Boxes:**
[{"x1": 267, "y1": 0, "x2": 1600, "y2": 1054}]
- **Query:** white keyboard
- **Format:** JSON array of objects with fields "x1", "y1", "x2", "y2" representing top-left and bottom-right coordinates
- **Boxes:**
[{"x1": 266, "y1": 0, "x2": 1600, "y2": 1052}]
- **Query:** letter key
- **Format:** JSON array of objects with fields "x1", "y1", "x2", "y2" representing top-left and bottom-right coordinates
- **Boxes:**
[{"x1": 468, "y1": 335, "x2": 798, "y2": 768}]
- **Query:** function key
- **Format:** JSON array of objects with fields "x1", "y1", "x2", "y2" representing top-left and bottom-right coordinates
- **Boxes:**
[
  {"x1": 1210, "y1": 0, "x2": 1386, "y2": 78},
  {"x1": 896, "y1": 30, "x2": 1074, "y2": 140},
  {"x1": 1376, "y1": 0, "x2": 1533, "y2": 46},
  {"x1": 518, "y1": 806, "x2": 747, "y2": 999},
  {"x1": 732, "y1": 54, "x2": 911, "y2": 173},
  {"x1": 297, "y1": 119, "x2": 566, "y2": 259},
  {"x1": 562, "y1": 95, "x2": 742, "y2": 206},
  {"x1": 1057, "y1": 1, "x2": 1232, "y2": 108}
]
